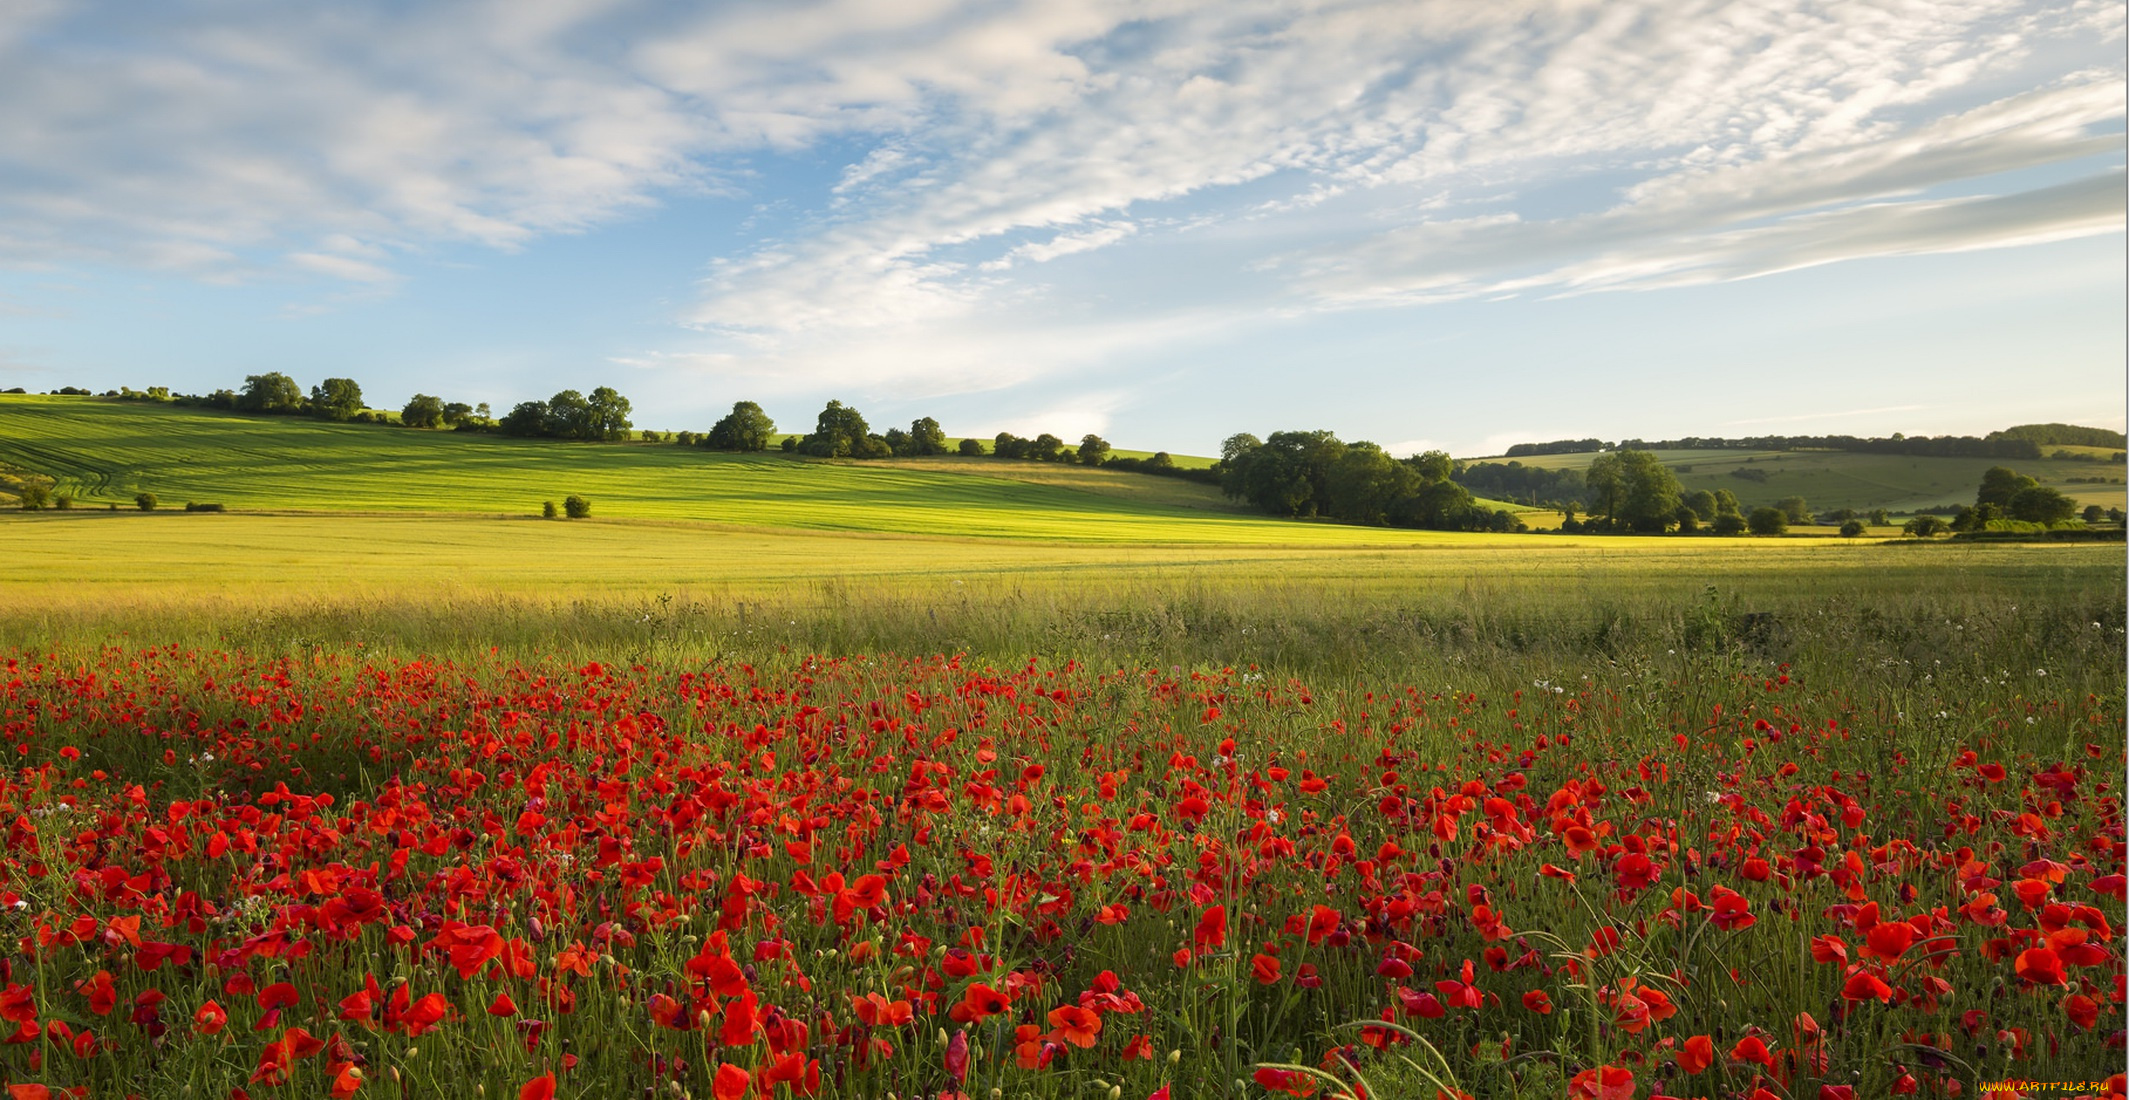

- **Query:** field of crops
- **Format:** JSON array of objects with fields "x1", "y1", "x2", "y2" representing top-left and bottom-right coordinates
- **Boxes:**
[
  {"x1": 0, "y1": 396, "x2": 2123, "y2": 1100},
  {"x1": 0, "y1": 398, "x2": 1544, "y2": 543},
  {"x1": 1500, "y1": 448, "x2": 2126, "y2": 515},
  {"x1": 0, "y1": 575, "x2": 2120, "y2": 1100}
]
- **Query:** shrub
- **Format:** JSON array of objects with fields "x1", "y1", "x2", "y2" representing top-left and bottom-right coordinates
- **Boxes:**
[
  {"x1": 183, "y1": 502, "x2": 226, "y2": 513},
  {"x1": 542, "y1": 501, "x2": 559, "y2": 519},
  {"x1": 957, "y1": 437, "x2": 986, "y2": 457},
  {"x1": 1746, "y1": 507, "x2": 1788, "y2": 536},
  {"x1": 1838, "y1": 519, "x2": 1866, "y2": 538},
  {"x1": 135, "y1": 492, "x2": 157, "y2": 512},
  {"x1": 1902, "y1": 514, "x2": 1948, "y2": 538},
  {"x1": 563, "y1": 495, "x2": 590, "y2": 519},
  {"x1": 1710, "y1": 513, "x2": 1748, "y2": 536},
  {"x1": 54, "y1": 494, "x2": 73, "y2": 510},
  {"x1": 17, "y1": 484, "x2": 51, "y2": 511}
]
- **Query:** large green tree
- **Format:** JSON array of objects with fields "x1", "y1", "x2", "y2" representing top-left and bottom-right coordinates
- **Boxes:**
[
  {"x1": 705, "y1": 401, "x2": 777, "y2": 451},
  {"x1": 1220, "y1": 430, "x2": 1344, "y2": 516},
  {"x1": 1077, "y1": 434, "x2": 1111, "y2": 466},
  {"x1": 544, "y1": 390, "x2": 592, "y2": 439},
  {"x1": 309, "y1": 378, "x2": 365, "y2": 421},
  {"x1": 2007, "y1": 486, "x2": 2077, "y2": 524},
  {"x1": 909, "y1": 418, "x2": 949, "y2": 456},
  {"x1": 239, "y1": 372, "x2": 304, "y2": 414},
  {"x1": 1585, "y1": 450, "x2": 1683, "y2": 532},
  {"x1": 401, "y1": 394, "x2": 446, "y2": 428},
  {"x1": 1325, "y1": 442, "x2": 1418, "y2": 525},
  {"x1": 801, "y1": 401, "x2": 872, "y2": 457},
  {"x1": 585, "y1": 387, "x2": 633, "y2": 441},
  {"x1": 1977, "y1": 466, "x2": 2039, "y2": 508}
]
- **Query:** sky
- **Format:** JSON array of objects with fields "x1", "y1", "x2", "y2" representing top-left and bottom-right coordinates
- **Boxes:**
[{"x1": 0, "y1": 0, "x2": 2121, "y2": 457}]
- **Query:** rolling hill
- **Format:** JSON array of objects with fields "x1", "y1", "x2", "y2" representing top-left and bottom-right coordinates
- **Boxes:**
[
  {"x1": 1478, "y1": 446, "x2": 2124, "y2": 515},
  {"x1": 0, "y1": 396, "x2": 1527, "y2": 544}
]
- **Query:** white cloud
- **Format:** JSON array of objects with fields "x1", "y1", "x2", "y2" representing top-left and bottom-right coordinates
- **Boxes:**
[{"x1": 0, "y1": 0, "x2": 2118, "y2": 396}]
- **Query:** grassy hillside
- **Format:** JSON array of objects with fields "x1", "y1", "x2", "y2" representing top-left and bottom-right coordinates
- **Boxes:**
[
  {"x1": 0, "y1": 396, "x2": 1500, "y2": 544},
  {"x1": 1495, "y1": 447, "x2": 2125, "y2": 513}
]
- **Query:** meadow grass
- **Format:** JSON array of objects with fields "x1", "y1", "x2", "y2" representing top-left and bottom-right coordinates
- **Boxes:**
[
  {"x1": 0, "y1": 396, "x2": 1536, "y2": 535},
  {"x1": 1496, "y1": 446, "x2": 2126, "y2": 513},
  {"x1": 2, "y1": 509, "x2": 2117, "y2": 673}
]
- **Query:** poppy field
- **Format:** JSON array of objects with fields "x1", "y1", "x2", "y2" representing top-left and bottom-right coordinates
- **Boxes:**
[{"x1": 0, "y1": 588, "x2": 2119, "y2": 1100}]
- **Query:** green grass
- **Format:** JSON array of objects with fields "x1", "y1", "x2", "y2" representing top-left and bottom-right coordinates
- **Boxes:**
[
  {"x1": 0, "y1": 396, "x2": 1532, "y2": 538},
  {"x1": 0, "y1": 396, "x2": 1439, "y2": 544},
  {"x1": 3, "y1": 510, "x2": 2117, "y2": 662},
  {"x1": 1495, "y1": 446, "x2": 2126, "y2": 513}
]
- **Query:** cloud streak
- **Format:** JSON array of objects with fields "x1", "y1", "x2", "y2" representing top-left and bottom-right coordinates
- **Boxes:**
[{"x1": 0, "y1": 0, "x2": 2118, "y2": 396}]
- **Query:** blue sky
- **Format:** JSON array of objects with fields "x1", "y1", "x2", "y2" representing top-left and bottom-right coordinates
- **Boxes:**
[{"x1": 0, "y1": 0, "x2": 2121, "y2": 456}]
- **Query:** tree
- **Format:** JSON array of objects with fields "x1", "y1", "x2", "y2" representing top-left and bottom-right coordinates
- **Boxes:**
[
  {"x1": 1394, "y1": 478, "x2": 1479, "y2": 529},
  {"x1": 957, "y1": 437, "x2": 986, "y2": 457},
  {"x1": 1711, "y1": 512, "x2": 1748, "y2": 536},
  {"x1": 1078, "y1": 434, "x2": 1112, "y2": 466},
  {"x1": 882, "y1": 427, "x2": 912, "y2": 456},
  {"x1": 1683, "y1": 489, "x2": 1718, "y2": 522},
  {"x1": 909, "y1": 418, "x2": 949, "y2": 457},
  {"x1": 1775, "y1": 496, "x2": 1811, "y2": 525},
  {"x1": 240, "y1": 372, "x2": 304, "y2": 414},
  {"x1": 1586, "y1": 450, "x2": 1682, "y2": 532},
  {"x1": 501, "y1": 401, "x2": 550, "y2": 437},
  {"x1": 801, "y1": 401, "x2": 872, "y2": 457},
  {"x1": 443, "y1": 401, "x2": 475, "y2": 427},
  {"x1": 1902, "y1": 514, "x2": 1948, "y2": 537},
  {"x1": 542, "y1": 501, "x2": 559, "y2": 519},
  {"x1": 1868, "y1": 508, "x2": 1889, "y2": 526},
  {"x1": 563, "y1": 495, "x2": 591, "y2": 519},
  {"x1": 1405, "y1": 450, "x2": 1454, "y2": 484},
  {"x1": 1712, "y1": 489, "x2": 1741, "y2": 516},
  {"x1": 1325, "y1": 442, "x2": 1416, "y2": 525},
  {"x1": 2083, "y1": 504, "x2": 2106, "y2": 524},
  {"x1": 1839, "y1": 519, "x2": 1866, "y2": 538},
  {"x1": 1028, "y1": 433, "x2": 1065, "y2": 462},
  {"x1": 993, "y1": 433, "x2": 1027, "y2": 459},
  {"x1": 135, "y1": 492, "x2": 157, "y2": 511},
  {"x1": 545, "y1": 390, "x2": 592, "y2": 439},
  {"x1": 706, "y1": 401, "x2": 777, "y2": 452},
  {"x1": 402, "y1": 394, "x2": 446, "y2": 429},
  {"x1": 1747, "y1": 506, "x2": 1788, "y2": 536},
  {"x1": 2006, "y1": 486, "x2": 2077, "y2": 525},
  {"x1": 1220, "y1": 433, "x2": 1262, "y2": 465},
  {"x1": 17, "y1": 483, "x2": 50, "y2": 510},
  {"x1": 1977, "y1": 466, "x2": 2039, "y2": 508},
  {"x1": 310, "y1": 378, "x2": 365, "y2": 421},
  {"x1": 1222, "y1": 430, "x2": 1343, "y2": 517},
  {"x1": 586, "y1": 387, "x2": 632, "y2": 441}
]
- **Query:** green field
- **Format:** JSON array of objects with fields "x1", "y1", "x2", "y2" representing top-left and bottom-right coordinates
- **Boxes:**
[
  {"x1": 1496, "y1": 446, "x2": 2125, "y2": 513},
  {"x1": 0, "y1": 396, "x2": 1541, "y2": 539}
]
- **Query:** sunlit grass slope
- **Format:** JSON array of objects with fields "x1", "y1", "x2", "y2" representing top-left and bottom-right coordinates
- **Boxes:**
[
  {"x1": 0, "y1": 396, "x2": 1437, "y2": 543},
  {"x1": 1500, "y1": 447, "x2": 2125, "y2": 512},
  {"x1": 4, "y1": 511, "x2": 2116, "y2": 661}
]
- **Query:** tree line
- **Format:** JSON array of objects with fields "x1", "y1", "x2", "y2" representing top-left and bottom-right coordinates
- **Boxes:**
[
  {"x1": 1215, "y1": 431, "x2": 1523, "y2": 532},
  {"x1": 1507, "y1": 432, "x2": 2044, "y2": 460}
]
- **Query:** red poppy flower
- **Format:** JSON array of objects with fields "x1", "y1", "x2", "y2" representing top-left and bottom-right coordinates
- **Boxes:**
[
  {"x1": 1568, "y1": 1065, "x2": 1633, "y2": 1100},
  {"x1": 2015, "y1": 946, "x2": 2066, "y2": 986},
  {"x1": 1678, "y1": 1035, "x2": 1714, "y2": 1074},
  {"x1": 1729, "y1": 1035, "x2": 1775, "y2": 1068},
  {"x1": 1193, "y1": 906, "x2": 1227, "y2": 951}
]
